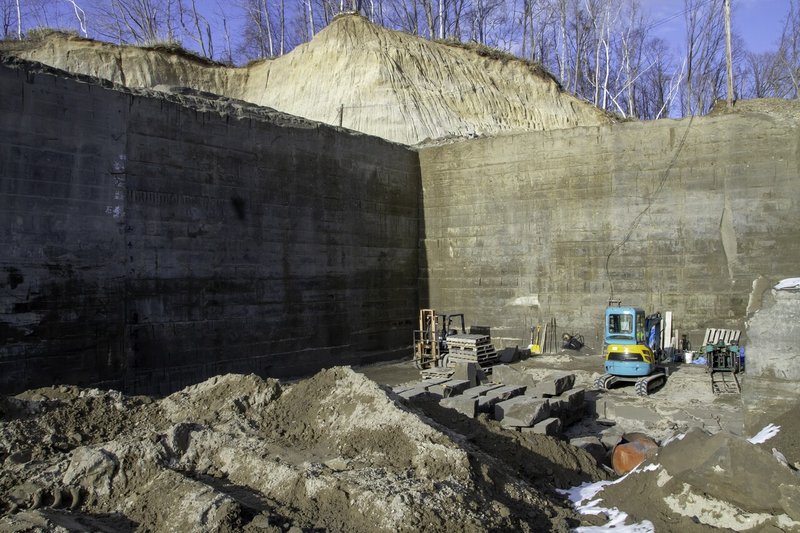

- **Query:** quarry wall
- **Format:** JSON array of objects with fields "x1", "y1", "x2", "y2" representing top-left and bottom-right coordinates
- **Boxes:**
[
  {"x1": 417, "y1": 114, "x2": 800, "y2": 352},
  {"x1": 0, "y1": 61, "x2": 420, "y2": 395},
  {"x1": 2, "y1": 57, "x2": 799, "y2": 397}
]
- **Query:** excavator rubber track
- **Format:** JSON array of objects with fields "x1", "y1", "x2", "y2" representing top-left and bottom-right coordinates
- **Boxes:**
[{"x1": 595, "y1": 371, "x2": 666, "y2": 396}]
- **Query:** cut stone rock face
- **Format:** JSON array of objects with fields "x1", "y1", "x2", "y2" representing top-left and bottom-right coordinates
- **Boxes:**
[
  {"x1": 528, "y1": 373, "x2": 576, "y2": 397},
  {"x1": 440, "y1": 396, "x2": 479, "y2": 418},
  {"x1": 452, "y1": 362, "x2": 485, "y2": 387},
  {"x1": 477, "y1": 385, "x2": 526, "y2": 412},
  {"x1": 491, "y1": 365, "x2": 538, "y2": 389},
  {"x1": 494, "y1": 397, "x2": 551, "y2": 428},
  {"x1": 525, "y1": 417, "x2": 562, "y2": 436},
  {"x1": 429, "y1": 379, "x2": 471, "y2": 398}
]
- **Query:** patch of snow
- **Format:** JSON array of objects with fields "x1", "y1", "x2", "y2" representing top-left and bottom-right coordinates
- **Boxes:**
[
  {"x1": 558, "y1": 463, "x2": 659, "y2": 532},
  {"x1": 748, "y1": 423, "x2": 780, "y2": 444},
  {"x1": 775, "y1": 277, "x2": 800, "y2": 290},
  {"x1": 660, "y1": 433, "x2": 686, "y2": 447}
]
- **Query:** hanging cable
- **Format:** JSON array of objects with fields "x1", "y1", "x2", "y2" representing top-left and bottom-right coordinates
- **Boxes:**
[{"x1": 605, "y1": 113, "x2": 695, "y2": 300}]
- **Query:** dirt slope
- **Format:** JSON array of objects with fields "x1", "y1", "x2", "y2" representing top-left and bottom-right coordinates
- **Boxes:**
[
  {"x1": 0, "y1": 368, "x2": 601, "y2": 531},
  {"x1": 0, "y1": 15, "x2": 610, "y2": 144}
]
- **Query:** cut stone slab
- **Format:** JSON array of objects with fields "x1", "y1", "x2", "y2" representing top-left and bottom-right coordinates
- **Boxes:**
[
  {"x1": 461, "y1": 383, "x2": 503, "y2": 399},
  {"x1": 439, "y1": 396, "x2": 479, "y2": 418},
  {"x1": 477, "y1": 384, "x2": 526, "y2": 412},
  {"x1": 559, "y1": 387, "x2": 586, "y2": 425},
  {"x1": 529, "y1": 372, "x2": 575, "y2": 397},
  {"x1": 585, "y1": 395, "x2": 613, "y2": 418},
  {"x1": 570, "y1": 436, "x2": 607, "y2": 465},
  {"x1": 600, "y1": 428, "x2": 624, "y2": 450},
  {"x1": 497, "y1": 346, "x2": 521, "y2": 363},
  {"x1": 429, "y1": 379, "x2": 471, "y2": 398},
  {"x1": 494, "y1": 396, "x2": 550, "y2": 427},
  {"x1": 420, "y1": 378, "x2": 451, "y2": 390},
  {"x1": 398, "y1": 387, "x2": 440, "y2": 401},
  {"x1": 491, "y1": 364, "x2": 538, "y2": 388},
  {"x1": 391, "y1": 383, "x2": 417, "y2": 394},
  {"x1": 562, "y1": 387, "x2": 585, "y2": 408},
  {"x1": 451, "y1": 362, "x2": 486, "y2": 387},
  {"x1": 523, "y1": 417, "x2": 562, "y2": 436},
  {"x1": 548, "y1": 398, "x2": 567, "y2": 419}
]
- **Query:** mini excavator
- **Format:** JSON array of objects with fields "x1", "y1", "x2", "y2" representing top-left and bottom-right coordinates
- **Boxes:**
[{"x1": 594, "y1": 302, "x2": 668, "y2": 396}]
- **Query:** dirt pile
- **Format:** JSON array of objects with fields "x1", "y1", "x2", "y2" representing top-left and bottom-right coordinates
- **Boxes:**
[
  {"x1": 0, "y1": 367, "x2": 595, "y2": 531},
  {"x1": 0, "y1": 15, "x2": 610, "y2": 145},
  {"x1": 565, "y1": 424, "x2": 800, "y2": 532}
]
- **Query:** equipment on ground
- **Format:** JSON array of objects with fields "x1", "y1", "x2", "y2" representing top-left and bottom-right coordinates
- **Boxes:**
[
  {"x1": 561, "y1": 333, "x2": 584, "y2": 351},
  {"x1": 412, "y1": 309, "x2": 466, "y2": 369},
  {"x1": 700, "y1": 328, "x2": 742, "y2": 394},
  {"x1": 529, "y1": 325, "x2": 542, "y2": 354},
  {"x1": 594, "y1": 302, "x2": 668, "y2": 396},
  {"x1": 446, "y1": 333, "x2": 498, "y2": 366}
]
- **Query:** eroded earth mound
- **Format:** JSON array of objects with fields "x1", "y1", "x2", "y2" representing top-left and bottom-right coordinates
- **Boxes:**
[
  {"x1": 0, "y1": 15, "x2": 611, "y2": 145},
  {"x1": 0, "y1": 367, "x2": 601, "y2": 531}
]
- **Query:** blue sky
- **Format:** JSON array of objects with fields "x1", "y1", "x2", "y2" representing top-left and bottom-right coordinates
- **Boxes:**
[{"x1": 644, "y1": 0, "x2": 789, "y2": 54}]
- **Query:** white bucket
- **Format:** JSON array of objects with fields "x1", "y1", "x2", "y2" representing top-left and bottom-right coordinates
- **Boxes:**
[{"x1": 684, "y1": 351, "x2": 695, "y2": 364}]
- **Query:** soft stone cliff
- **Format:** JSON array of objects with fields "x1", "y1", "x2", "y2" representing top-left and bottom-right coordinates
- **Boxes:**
[{"x1": 0, "y1": 14, "x2": 610, "y2": 144}]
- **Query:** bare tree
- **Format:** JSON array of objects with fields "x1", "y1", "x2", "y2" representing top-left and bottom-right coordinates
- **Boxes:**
[
  {"x1": 1, "y1": 0, "x2": 16, "y2": 38},
  {"x1": 682, "y1": 0, "x2": 726, "y2": 116},
  {"x1": 180, "y1": 0, "x2": 213, "y2": 57},
  {"x1": 776, "y1": 0, "x2": 800, "y2": 98},
  {"x1": 90, "y1": 0, "x2": 182, "y2": 45}
]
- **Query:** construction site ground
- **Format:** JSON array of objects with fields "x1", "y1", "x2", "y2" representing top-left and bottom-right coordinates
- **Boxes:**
[
  {"x1": 358, "y1": 350, "x2": 745, "y2": 442},
  {"x1": 0, "y1": 350, "x2": 797, "y2": 532}
]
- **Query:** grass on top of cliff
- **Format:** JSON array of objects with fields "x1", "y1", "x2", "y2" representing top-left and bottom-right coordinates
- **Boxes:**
[
  {"x1": 6, "y1": 27, "x2": 226, "y2": 67},
  {"x1": 141, "y1": 40, "x2": 227, "y2": 67},
  {"x1": 437, "y1": 38, "x2": 561, "y2": 86}
]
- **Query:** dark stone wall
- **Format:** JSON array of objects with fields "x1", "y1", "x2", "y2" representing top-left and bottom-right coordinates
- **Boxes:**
[
  {"x1": 0, "y1": 61, "x2": 420, "y2": 395},
  {"x1": 418, "y1": 115, "x2": 800, "y2": 351}
]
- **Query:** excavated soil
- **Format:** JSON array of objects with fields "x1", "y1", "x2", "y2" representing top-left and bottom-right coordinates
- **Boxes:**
[{"x1": 0, "y1": 367, "x2": 601, "y2": 532}]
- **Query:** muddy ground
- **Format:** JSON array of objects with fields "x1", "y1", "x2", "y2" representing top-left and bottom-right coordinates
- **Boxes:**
[{"x1": 0, "y1": 351, "x2": 796, "y2": 532}]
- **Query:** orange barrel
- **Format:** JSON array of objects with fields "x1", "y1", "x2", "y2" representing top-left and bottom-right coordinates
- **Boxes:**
[{"x1": 611, "y1": 435, "x2": 658, "y2": 475}]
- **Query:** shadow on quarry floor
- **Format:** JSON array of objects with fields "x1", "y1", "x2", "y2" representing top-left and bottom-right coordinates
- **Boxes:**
[{"x1": 408, "y1": 398, "x2": 606, "y2": 492}]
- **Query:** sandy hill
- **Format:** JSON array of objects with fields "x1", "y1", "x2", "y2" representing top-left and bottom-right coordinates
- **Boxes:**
[{"x1": 0, "y1": 15, "x2": 610, "y2": 144}]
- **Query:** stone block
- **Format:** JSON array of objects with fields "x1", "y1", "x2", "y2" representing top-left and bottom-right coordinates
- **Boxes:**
[
  {"x1": 570, "y1": 436, "x2": 606, "y2": 465},
  {"x1": 420, "y1": 378, "x2": 451, "y2": 390},
  {"x1": 600, "y1": 428, "x2": 624, "y2": 450},
  {"x1": 439, "y1": 396, "x2": 479, "y2": 418},
  {"x1": 587, "y1": 396, "x2": 614, "y2": 419},
  {"x1": 529, "y1": 372, "x2": 575, "y2": 397},
  {"x1": 523, "y1": 417, "x2": 562, "y2": 436},
  {"x1": 398, "y1": 387, "x2": 440, "y2": 401},
  {"x1": 452, "y1": 362, "x2": 485, "y2": 387},
  {"x1": 494, "y1": 397, "x2": 550, "y2": 427},
  {"x1": 548, "y1": 398, "x2": 568, "y2": 419},
  {"x1": 477, "y1": 384, "x2": 526, "y2": 412},
  {"x1": 559, "y1": 387, "x2": 586, "y2": 426},
  {"x1": 429, "y1": 379, "x2": 471, "y2": 398},
  {"x1": 391, "y1": 384, "x2": 416, "y2": 395},
  {"x1": 461, "y1": 383, "x2": 503, "y2": 399},
  {"x1": 497, "y1": 346, "x2": 520, "y2": 363},
  {"x1": 491, "y1": 364, "x2": 537, "y2": 388}
]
